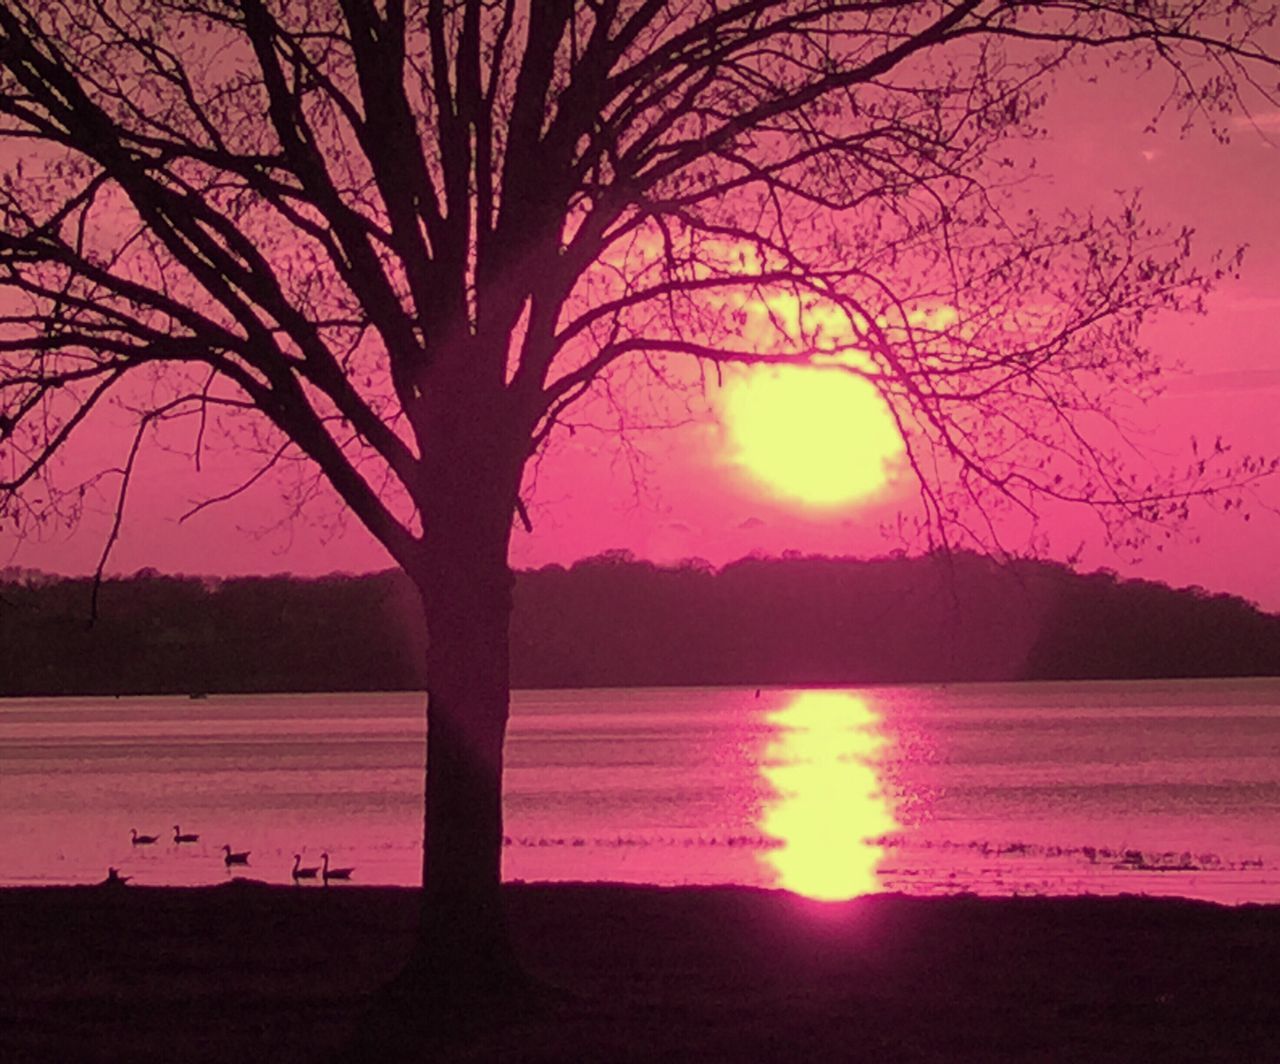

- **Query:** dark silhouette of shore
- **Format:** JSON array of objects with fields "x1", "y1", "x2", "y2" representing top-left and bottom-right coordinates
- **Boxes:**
[
  {"x1": 2, "y1": 883, "x2": 1278, "y2": 1062},
  {"x1": 1, "y1": 552, "x2": 1277, "y2": 696}
]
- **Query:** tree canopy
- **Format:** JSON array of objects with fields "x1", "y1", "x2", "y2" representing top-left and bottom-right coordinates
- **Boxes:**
[{"x1": 1, "y1": 1, "x2": 1276, "y2": 568}]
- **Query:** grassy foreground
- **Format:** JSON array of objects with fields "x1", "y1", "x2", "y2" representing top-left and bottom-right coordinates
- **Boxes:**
[{"x1": 2, "y1": 883, "x2": 1278, "y2": 1062}]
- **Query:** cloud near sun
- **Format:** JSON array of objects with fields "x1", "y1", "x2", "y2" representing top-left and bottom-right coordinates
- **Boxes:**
[{"x1": 713, "y1": 293, "x2": 914, "y2": 509}]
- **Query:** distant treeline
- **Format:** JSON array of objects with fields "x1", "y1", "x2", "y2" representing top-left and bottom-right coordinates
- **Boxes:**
[{"x1": 1, "y1": 552, "x2": 1277, "y2": 695}]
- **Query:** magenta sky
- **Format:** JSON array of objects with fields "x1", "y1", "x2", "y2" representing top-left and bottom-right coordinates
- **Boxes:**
[{"x1": 2, "y1": 72, "x2": 1278, "y2": 610}]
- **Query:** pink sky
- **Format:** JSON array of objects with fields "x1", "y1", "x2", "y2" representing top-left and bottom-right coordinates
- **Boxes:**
[{"x1": 2, "y1": 73, "x2": 1278, "y2": 611}]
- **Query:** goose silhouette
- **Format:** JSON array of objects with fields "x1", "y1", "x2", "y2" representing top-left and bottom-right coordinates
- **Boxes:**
[
  {"x1": 173, "y1": 825, "x2": 199, "y2": 844},
  {"x1": 222, "y1": 844, "x2": 250, "y2": 867},
  {"x1": 322, "y1": 852, "x2": 353, "y2": 884},
  {"x1": 130, "y1": 829, "x2": 159, "y2": 846},
  {"x1": 291, "y1": 854, "x2": 319, "y2": 883},
  {"x1": 101, "y1": 867, "x2": 131, "y2": 886}
]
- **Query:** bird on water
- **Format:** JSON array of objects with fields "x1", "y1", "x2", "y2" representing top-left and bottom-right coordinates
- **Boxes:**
[
  {"x1": 173, "y1": 825, "x2": 199, "y2": 844},
  {"x1": 291, "y1": 854, "x2": 319, "y2": 883},
  {"x1": 321, "y1": 852, "x2": 353, "y2": 884},
  {"x1": 222, "y1": 844, "x2": 250, "y2": 867},
  {"x1": 130, "y1": 829, "x2": 159, "y2": 845},
  {"x1": 100, "y1": 867, "x2": 131, "y2": 886}
]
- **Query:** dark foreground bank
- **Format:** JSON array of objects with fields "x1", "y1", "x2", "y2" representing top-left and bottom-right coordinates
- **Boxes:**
[{"x1": 2, "y1": 883, "x2": 1278, "y2": 1063}]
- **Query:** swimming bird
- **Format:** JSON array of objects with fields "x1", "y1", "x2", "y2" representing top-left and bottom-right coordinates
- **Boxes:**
[
  {"x1": 173, "y1": 825, "x2": 199, "y2": 844},
  {"x1": 100, "y1": 867, "x2": 131, "y2": 886},
  {"x1": 222, "y1": 844, "x2": 250, "y2": 867},
  {"x1": 130, "y1": 828, "x2": 159, "y2": 845},
  {"x1": 291, "y1": 854, "x2": 319, "y2": 883},
  {"x1": 321, "y1": 852, "x2": 353, "y2": 884}
]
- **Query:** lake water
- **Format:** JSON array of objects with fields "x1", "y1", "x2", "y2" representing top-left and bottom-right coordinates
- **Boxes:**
[{"x1": 2, "y1": 679, "x2": 1279, "y2": 903}]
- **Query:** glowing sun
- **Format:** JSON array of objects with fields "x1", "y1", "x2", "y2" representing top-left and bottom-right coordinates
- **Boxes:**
[{"x1": 720, "y1": 364, "x2": 904, "y2": 507}]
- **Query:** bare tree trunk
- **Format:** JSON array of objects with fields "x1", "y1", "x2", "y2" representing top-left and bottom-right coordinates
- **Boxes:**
[
  {"x1": 411, "y1": 532, "x2": 524, "y2": 993},
  {"x1": 400, "y1": 392, "x2": 536, "y2": 990},
  {"x1": 340, "y1": 376, "x2": 542, "y2": 1061},
  {"x1": 346, "y1": 502, "x2": 532, "y2": 1059}
]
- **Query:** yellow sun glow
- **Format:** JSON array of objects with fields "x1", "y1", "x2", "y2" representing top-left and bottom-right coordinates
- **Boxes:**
[
  {"x1": 758, "y1": 691, "x2": 898, "y2": 901},
  {"x1": 721, "y1": 364, "x2": 904, "y2": 508}
]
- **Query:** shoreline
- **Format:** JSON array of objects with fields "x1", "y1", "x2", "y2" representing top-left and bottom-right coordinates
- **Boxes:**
[{"x1": 3, "y1": 883, "x2": 1279, "y2": 1062}]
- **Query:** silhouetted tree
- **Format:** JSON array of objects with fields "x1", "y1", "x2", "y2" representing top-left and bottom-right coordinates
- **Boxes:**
[{"x1": 1, "y1": 0, "x2": 1277, "y2": 1027}]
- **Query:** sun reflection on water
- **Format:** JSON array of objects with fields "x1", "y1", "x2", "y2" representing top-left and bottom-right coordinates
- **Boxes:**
[{"x1": 758, "y1": 691, "x2": 898, "y2": 901}]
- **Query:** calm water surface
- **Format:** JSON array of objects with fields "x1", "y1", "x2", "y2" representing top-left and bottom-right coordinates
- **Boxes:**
[{"x1": 2, "y1": 679, "x2": 1278, "y2": 902}]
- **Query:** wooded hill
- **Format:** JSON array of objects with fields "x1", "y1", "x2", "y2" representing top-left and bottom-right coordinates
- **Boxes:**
[{"x1": 1, "y1": 552, "x2": 1277, "y2": 695}]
